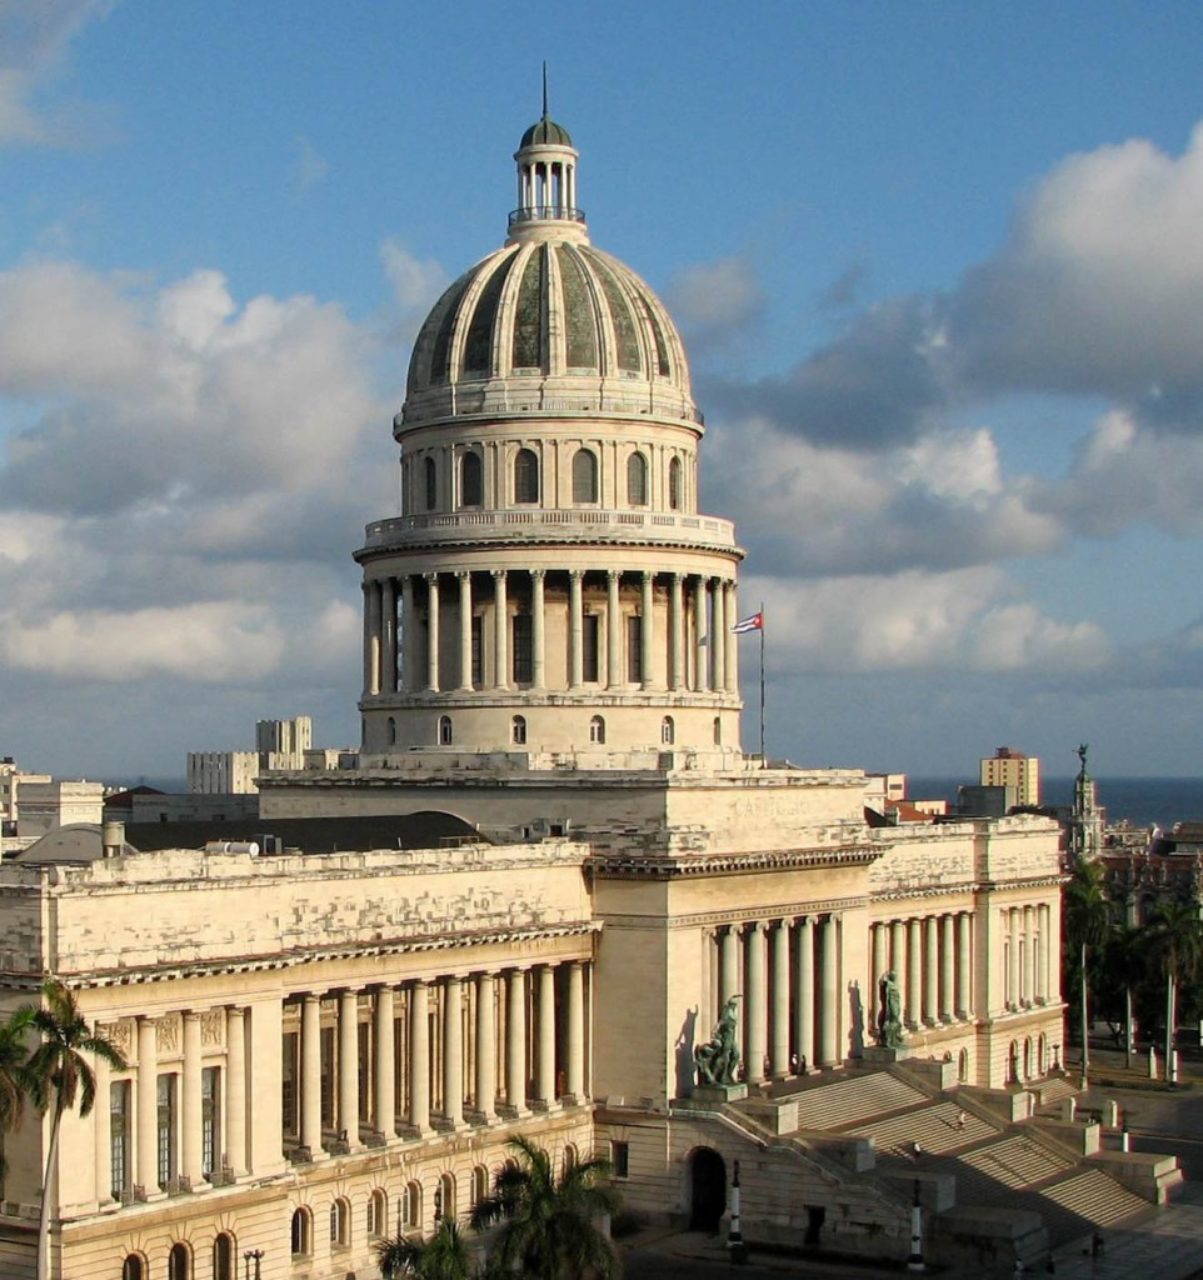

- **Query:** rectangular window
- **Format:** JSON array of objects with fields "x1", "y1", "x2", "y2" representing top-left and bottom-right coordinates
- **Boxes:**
[
  {"x1": 282, "y1": 1032, "x2": 299, "y2": 1138},
  {"x1": 582, "y1": 614, "x2": 600, "y2": 683},
  {"x1": 109, "y1": 1080, "x2": 130, "y2": 1200},
  {"x1": 320, "y1": 1026, "x2": 335, "y2": 1129},
  {"x1": 512, "y1": 614, "x2": 533, "y2": 684},
  {"x1": 201, "y1": 1066, "x2": 221, "y2": 1178},
  {"x1": 156, "y1": 1073, "x2": 177, "y2": 1189},
  {"x1": 626, "y1": 615, "x2": 642, "y2": 684},
  {"x1": 610, "y1": 1140, "x2": 630, "y2": 1179},
  {"x1": 471, "y1": 615, "x2": 484, "y2": 687}
]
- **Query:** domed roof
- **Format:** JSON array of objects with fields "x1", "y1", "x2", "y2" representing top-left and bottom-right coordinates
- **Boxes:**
[
  {"x1": 401, "y1": 239, "x2": 698, "y2": 431},
  {"x1": 520, "y1": 115, "x2": 573, "y2": 149}
]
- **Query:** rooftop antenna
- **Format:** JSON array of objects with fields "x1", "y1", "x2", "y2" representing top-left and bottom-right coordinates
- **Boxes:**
[{"x1": 542, "y1": 60, "x2": 549, "y2": 118}]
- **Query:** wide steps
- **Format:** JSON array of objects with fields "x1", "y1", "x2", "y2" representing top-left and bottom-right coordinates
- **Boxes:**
[
  {"x1": 1042, "y1": 1168, "x2": 1150, "y2": 1228},
  {"x1": 792, "y1": 1072, "x2": 927, "y2": 1131},
  {"x1": 960, "y1": 1134, "x2": 1073, "y2": 1189},
  {"x1": 848, "y1": 1100, "x2": 997, "y2": 1157}
]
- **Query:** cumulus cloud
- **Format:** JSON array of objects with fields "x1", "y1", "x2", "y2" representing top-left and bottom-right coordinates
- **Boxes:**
[
  {"x1": 666, "y1": 256, "x2": 764, "y2": 347},
  {"x1": 0, "y1": 0, "x2": 116, "y2": 147}
]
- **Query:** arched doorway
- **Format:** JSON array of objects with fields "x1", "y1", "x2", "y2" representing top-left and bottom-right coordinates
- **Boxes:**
[{"x1": 688, "y1": 1147, "x2": 726, "y2": 1232}]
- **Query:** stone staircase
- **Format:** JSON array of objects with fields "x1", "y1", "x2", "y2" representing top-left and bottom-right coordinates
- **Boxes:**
[{"x1": 791, "y1": 1070, "x2": 927, "y2": 1131}]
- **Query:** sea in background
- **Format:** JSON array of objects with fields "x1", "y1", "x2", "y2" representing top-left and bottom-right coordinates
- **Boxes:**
[{"x1": 910, "y1": 776, "x2": 1203, "y2": 831}]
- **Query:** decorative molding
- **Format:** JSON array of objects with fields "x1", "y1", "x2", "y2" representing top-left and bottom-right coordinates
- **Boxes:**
[
  {"x1": 156, "y1": 1013, "x2": 181, "y2": 1055},
  {"x1": 201, "y1": 1009, "x2": 225, "y2": 1047}
]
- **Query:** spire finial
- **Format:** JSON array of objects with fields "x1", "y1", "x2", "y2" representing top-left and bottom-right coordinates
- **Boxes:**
[{"x1": 542, "y1": 61, "x2": 549, "y2": 119}]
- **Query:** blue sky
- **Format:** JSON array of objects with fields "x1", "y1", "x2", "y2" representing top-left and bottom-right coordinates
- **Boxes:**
[{"x1": 5, "y1": 1, "x2": 1203, "y2": 782}]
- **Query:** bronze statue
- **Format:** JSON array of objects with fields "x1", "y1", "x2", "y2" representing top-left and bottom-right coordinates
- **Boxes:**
[
  {"x1": 877, "y1": 970, "x2": 904, "y2": 1048},
  {"x1": 694, "y1": 995, "x2": 742, "y2": 1086}
]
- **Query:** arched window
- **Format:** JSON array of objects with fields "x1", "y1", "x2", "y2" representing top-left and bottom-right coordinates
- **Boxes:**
[
  {"x1": 213, "y1": 1234, "x2": 235, "y2": 1280},
  {"x1": 403, "y1": 1180, "x2": 422, "y2": 1230},
  {"x1": 511, "y1": 715, "x2": 527, "y2": 745},
  {"x1": 626, "y1": 451, "x2": 648, "y2": 506},
  {"x1": 386, "y1": 716, "x2": 396, "y2": 746},
  {"x1": 330, "y1": 1196, "x2": 351, "y2": 1247},
  {"x1": 572, "y1": 448, "x2": 598, "y2": 504},
  {"x1": 713, "y1": 716, "x2": 722, "y2": 745},
  {"x1": 437, "y1": 1172, "x2": 456, "y2": 1223},
  {"x1": 122, "y1": 1257, "x2": 146, "y2": 1280},
  {"x1": 368, "y1": 1188, "x2": 387, "y2": 1238},
  {"x1": 589, "y1": 715, "x2": 606, "y2": 745},
  {"x1": 438, "y1": 715, "x2": 453, "y2": 746},
  {"x1": 562, "y1": 1143, "x2": 578, "y2": 1176},
  {"x1": 460, "y1": 450, "x2": 483, "y2": 506},
  {"x1": 668, "y1": 456, "x2": 682, "y2": 510},
  {"x1": 291, "y1": 1207, "x2": 312, "y2": 1257},
  {"x1": 167, "y1": 1243, "x2": 190, "y2": 1280},
  {"x1": 471, "y1": 1165, "x2": 489, "y2": 1208},
  {"x1": 424, "y1": 456, "x2": 437, "y2": 510},
  {"x1": 661, "y1": 716, "x2": 675, "y2": 745},
  {"x1": 958, "y1": 1047, "x2": 970, "y2": 1084},
  {"x1": 514, "y1": 448, "x2": 540, "y2": 503}
]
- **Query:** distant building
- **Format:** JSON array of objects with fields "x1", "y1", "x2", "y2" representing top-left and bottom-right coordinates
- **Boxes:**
[
  {"x1": 187, "y1": 716, "x2": 327, "y2": 794},
  {"x1": 958, "y1": 784, "x2": 1019, "y2": 819},
  {"x1": 14, "y1": 778, "x2": 105, "y2": 839},
  {"x1": 980, "y1": 746, "x2": 1040, "y2": 807},
  {"x1": 255, "y1": 714, "x2": 312, "y2": 757}
]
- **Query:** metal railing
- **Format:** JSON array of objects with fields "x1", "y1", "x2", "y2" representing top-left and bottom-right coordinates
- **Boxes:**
[{"x1": 507, "y1": 205, "x2": 586, "y2": 230}]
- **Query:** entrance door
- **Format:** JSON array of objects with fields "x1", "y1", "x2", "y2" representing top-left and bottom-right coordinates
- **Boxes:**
[{"x1": 688, "y1": 1147, "x2": 727, "y2": 1232}]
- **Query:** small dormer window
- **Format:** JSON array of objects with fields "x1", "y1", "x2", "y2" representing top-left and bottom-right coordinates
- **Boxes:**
[
  {"x1": 573, "y1": 448, "x2": 598, "y2": 504},
  {"x1": 460, "y1": 451, "x2": 483, "y2": 507},
  {"x1": 627, "y1": 451, "x2": 648, "y2": 506},
  {"x1": 514, "y1": 448, "x2": 539, "y2": 503},
  {"x1": 669, "y1": 456, "x2": 682, "y2": 510}
]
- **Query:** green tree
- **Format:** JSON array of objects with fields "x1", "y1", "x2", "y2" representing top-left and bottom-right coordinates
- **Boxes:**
[
  {"x1": 1098, "y1": 924, "x2": 1145, "y2": 1069},
  {"x1": 1064, "y1": 857, "x2": 1109, "y2": 1082},
  {"x1": 470, "y1": 1136, "x2": 620, "y2": 1280},
  {"x1": 21, "y1": 979, "x2": 126, "y2": 1280},
  {"x1": 1144, "y1": 900, "x2": 1203, "y2": 1085},
  {"x1": 0, "y1": 1006, "x2": 34, "y2": 1181},
  {"x1": 374, "y1": 1218, "x2": 474, "y2": 1279}
]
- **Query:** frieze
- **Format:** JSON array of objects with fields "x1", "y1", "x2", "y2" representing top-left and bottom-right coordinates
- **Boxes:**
[
  {"x1": 201, "y1": 1009, "x2": 225, "y2": 1047},
  {"x1": 100, "y1": 1018, "x2": 134, "y2": 1062},
  {"x1": 156, "y1": 1013, "x2": 181, "y2": 1055}
]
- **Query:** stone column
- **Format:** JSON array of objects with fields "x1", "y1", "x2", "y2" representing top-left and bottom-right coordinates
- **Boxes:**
[
  {"x1": 940, "y1": 915, "x2": 956, "y2": 1022},
  {"x1": 907, "y1": 919, "x2": 922, "y2": 1029},
  {"x1": 1039, "y1": 904, "x2": 1051, "y2": 1002},
  {"x1": 400, "y1": 576, "x2": 416, "y2": 692},
  {"x1": 136, "y1": 1016, "x2": 157, "y2": 1194},
  {"x1": 924, "y1": 917, "x2": 939, "y2": 1026},
  {"x1": 871, "y1": 923, "x2": 888, "y2": 1027},
  {"x1": 957, "y1": 912, "x2": 972, "y2": 1018},
  {"x1": 693, "y1": 575, "x2": 708, "y2": 691},
  {"x1": 670, "y1": 573, "x2": 685, "y2": 689},
  {"x1": 507, "y1": 969, "x2": 528, "y2": 1113},
  {"x1": 475, "y1": 973, "x2": 497, "y2": 1122},
  {"x1": 492, "y1": 569, "x2": 508, "y2": 689},
  {"x1": 606, "y1": 570, "x2": 621, "y2": 688},
  {"x1": 222, "y1": 1007, "x2": 245, "y2": 1178},
  {"x1": 1008, "y1": 910, "x2": 1020, "y2": 1011},
  {"x1": 300, "y1": 994, "x2": 322, "y2": 1159},
  {"x1": 425, "y1": 574, "x2": 441, "y2": 692},
  {"x1": 536, "y1": 965, "x2": 557, "y2": 1106},
  {"x1": 181, "y1": 1011, "x2": 203, "y2": 1186},
  {"x1": 820, "y1": 916, "x2": 840, "y2": 1067},
  {"x1": 1023, "y1": 906, "x2": 1035, "y2": 1006},
  {"x1": 569, "y1": 570, "x2": 584, "y2": 688},
  {"x1": 711, "y1": 578, "x2": 726, "y2": 696},
  {"x1": 796, "y1": 917, "x2": 817, "y2": 1071},
  {"x1": 409, "y1": 981, "x2": 431, "y2": 1134},
  {"x1": 566, "y1": 962, "x2": 585, "y2": 1101},
  {"x1": 381, "y1": 577, "x2": 397, "y2": 694},
  {"x1": 362, "y1": 581, "x2": 376, "y2": 697},
  {"x1": 374, "y1": 988, "x2": 395, "y2": 1139},
  {"x1": 745, "y1": 923, "x2": 767, "y2": 1085},
  {"x1": 724, "y1": 581, "x2": 739, "y2": 692},
  {"x1": 770, "y1": 921, "x2": 791, "y2": 1078},
  {"x1": 94, "y1": 1045, "x2": 111, "y2": 1202},
  {"x1": 891, "y1": 919, "x2": 906, "y2": 996},
  {"x1": 720, "y1": 925, "x2": 739, "y2": 1008},
  {"x1": 442, "y1": 977, "x2": 464, "y2": 1128},
  {"x1": 531, "y1": 569, "x2": 546, "y2": 689},
  {"x1": 338, "y1": 990, "x2": 359, "y2": 1148},
  {"x1": 457, "y1": 572, "x2": 473, "y2": 690},
  {"x1": 640, "y1": 572, "x2": 655, "y2": 688}
]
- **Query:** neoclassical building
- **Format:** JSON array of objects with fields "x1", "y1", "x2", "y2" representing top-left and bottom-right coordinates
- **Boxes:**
[{"x1": 0, "y1": 105, "x2": 1073, "y2": 1279}]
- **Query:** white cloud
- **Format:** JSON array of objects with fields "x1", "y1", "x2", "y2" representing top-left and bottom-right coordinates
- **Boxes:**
[
  {"x1": 292, "y1": 135, "x2": 329, "y2": 192},
  {"x1": 380, "y1": 239, "x2": 446, "y2": 315},
  {"x1": 667, "y1": 256, "x2": 764, "y2": 346}
]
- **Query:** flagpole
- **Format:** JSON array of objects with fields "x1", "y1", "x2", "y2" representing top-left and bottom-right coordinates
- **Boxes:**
[{"x1": 759, "y1": 600, "x2": 766, "y2": 768}]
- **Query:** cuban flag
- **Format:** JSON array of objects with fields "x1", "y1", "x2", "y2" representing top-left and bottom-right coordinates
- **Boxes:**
[{"x1": 731, "y1": 611, "x2": 763, "y2": 634}]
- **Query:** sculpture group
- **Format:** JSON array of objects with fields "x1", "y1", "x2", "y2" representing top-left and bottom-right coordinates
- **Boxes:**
[{"x1": 694, "y1": 995, "x2": 742, "y2": 1086}]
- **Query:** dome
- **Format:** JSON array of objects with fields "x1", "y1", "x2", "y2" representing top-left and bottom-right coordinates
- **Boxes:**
[
  {"x1": 520, "y1": 115, "x2": 573, "y2": 149},
  {"x1": 401, "y1": 240, "x2": 697, "y2": 430}
]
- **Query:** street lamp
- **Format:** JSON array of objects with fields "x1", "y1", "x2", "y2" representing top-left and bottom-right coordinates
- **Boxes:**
[
  {"x1": 242, "y1": 1248, "x2": 264, "y2": 1280},
  {"x1": 727, "y1": 1159, "x2": 747, "y2": 1264}
]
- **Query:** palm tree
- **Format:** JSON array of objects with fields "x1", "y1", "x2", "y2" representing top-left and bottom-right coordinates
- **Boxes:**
[
  {"x1": 21, "y1": 978, "x2": 126, "y2": 1280},
  {"x1": 1144, "y1": 900, "x2": 1203, "y2": 1085},
  {"x1": 0, "y1": 1006, "x2": 34, "y2": 1181},
  {"x1": 1104, "y1": 925, "x2": 1145, "y2": 1070},
  {"x1": 1064, "y1": 857, "x2": 1109, "y2": 1083},
  {"x1": 374, "y1": 1218, "x2": 473, "y2": 1279},
  {"x1": 470, "y1": 1136, "x2": 620, "y2": 1280}
]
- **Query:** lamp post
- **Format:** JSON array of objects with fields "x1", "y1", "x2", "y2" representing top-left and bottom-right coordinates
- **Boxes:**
[
  {"x1": 906, "y1": 1179, "x2": 925, "y2": 1273},
  {"x1": 242, "y1": 1249, "x2": 264, "y2": 1280},
  {"x1": 727, "y1": 1159, "x2": 747, "y2": 1264}
]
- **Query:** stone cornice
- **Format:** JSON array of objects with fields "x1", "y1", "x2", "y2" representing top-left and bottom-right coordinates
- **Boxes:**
[{"x1": 589, "y1": 844, "x2": 878, "y2": 879}]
